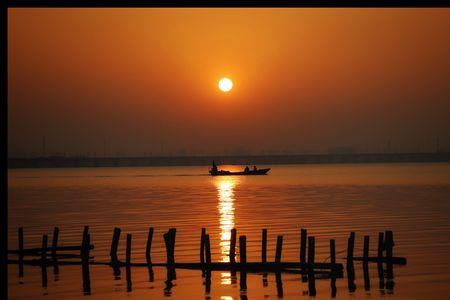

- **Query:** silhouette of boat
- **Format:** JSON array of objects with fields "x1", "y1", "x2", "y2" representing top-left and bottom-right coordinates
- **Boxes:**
[
  {"x1": 209, "y1": 168, "x2": 271, "y2": 176},
  {"x1": 209, "y1": 161, "x2": 270, "y2": 176}
]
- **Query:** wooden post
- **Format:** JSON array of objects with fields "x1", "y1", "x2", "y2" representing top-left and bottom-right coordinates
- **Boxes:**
[
  {"x1": 300, "y1": 228, "x2": 307, "y2": 263},
  {"x1": 83, "y1": 226, "x2": 89, "y2": 242},
  {"x1": 51, "y1": 227, "x2": 59, "y2": 257},
  {"x1": 146, "y1": 227, "x2": 154, "y2": 265},
  {"x1": 80, "y1": 226, "x2": 89, "y2": 262},
  {"x1": 164, "y1": 228, "x2": 176, "y2": 265},
  {"x1": 52, "y1": 227, "x2": 59, "y2": 280},
  {"x1": 230, "y1": 228, "x2": 237, "y2": 263},
  {"x1": 200, "y1": 228, "x2": 206, "y2": 264},
  {"x1": 83, "y1": 234, "x2": 91, "y2": 262},
  {"x1": 308, "y1": 236, "x2": 315, "y2": 266},
  {"x1": 18, "y1": 227, "x2": 24, "y2": 257},
  {"x1": 110, "y1": 227, "x2": 121, "y2": 262},
  {"x1": 347, "y1": 232, "x2": 355, "y2": 262},
  {"x1": 275, "y1": 235, "x2": 283, "y2": 263},
  {"x1": 81, "y1": 226, "x2": 89, "y2": 257},
  {"x1": 385, "y1": 230, "x2": 394, "y2": 281},
  {"x1": 205, "y1": 234, "x2": 211, "y2": 264},
  {"x1": 385, "y1": 230, "x2": 394, "y2": 260},
  {"x1": 41, "y1": 234, "x2": 48, "y2": 262},
  {"x1": 377, "y1": 232, "x2": 384, "y2": 258},
  {"x1": 261, "y1": 229, "x2": 267, "y2": 263},
  {"x1": 346, "y1": 232, "x2": 356, "y2": 293},
  {"x1": 307, "y1": 236, "x2": 316, "y2": 296},
  {"x1": 330, "y1": 239, "x2": 336, "y2": 264},
  {"x1": 239, "y1": 236, "x2": 247, "y2": 263},
  {"x1": 126, "y1": 234, "x2": 132, "y2": 266},
  {"x1": 363, "y1": 235, "x2": 370, "y2": 261}
]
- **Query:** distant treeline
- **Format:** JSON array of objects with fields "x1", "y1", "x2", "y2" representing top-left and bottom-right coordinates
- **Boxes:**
[{"x1": 7, "y1": 152, "x2": 450, "y2": 169}]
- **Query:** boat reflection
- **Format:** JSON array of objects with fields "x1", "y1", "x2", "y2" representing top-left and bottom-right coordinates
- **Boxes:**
[{"x1": 215, "y1": 176, "x2": 239, "y2": 285}]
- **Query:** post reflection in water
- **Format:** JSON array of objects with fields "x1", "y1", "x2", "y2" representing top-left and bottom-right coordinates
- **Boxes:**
[{"x1": 214, "y1": 176, "x2": 239, "y2": 285}]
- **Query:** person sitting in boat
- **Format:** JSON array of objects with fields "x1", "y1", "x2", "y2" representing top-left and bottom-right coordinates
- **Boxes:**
[
  {"x1": 244, "y1": 165, "x2": 250, "y2": 173},
  {"x1": 253, "y1": 165, "x2": 257, "y2": 171}
]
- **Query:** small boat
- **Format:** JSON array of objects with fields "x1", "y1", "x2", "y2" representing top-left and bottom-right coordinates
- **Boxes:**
[
  {"x1": 209, "y1": 161, "x2": 270, "y2": 176},
  {"x1": 209, "y1": 168, "x2": 271, "y2": 176}
]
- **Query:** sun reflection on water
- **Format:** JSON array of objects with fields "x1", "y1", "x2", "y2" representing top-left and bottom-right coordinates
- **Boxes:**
[{"x1": 215, "y1": 176, "x2": 239, "y2": 285}]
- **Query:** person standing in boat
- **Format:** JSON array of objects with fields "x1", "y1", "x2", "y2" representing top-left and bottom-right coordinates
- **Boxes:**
[{"x1": 211, "y1": 160, "x2": 218, "y2": 173}]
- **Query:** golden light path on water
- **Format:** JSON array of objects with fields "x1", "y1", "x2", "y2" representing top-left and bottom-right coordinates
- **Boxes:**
[{"x1": 215, "y1": 176, "x2": 239, "y2": 285}]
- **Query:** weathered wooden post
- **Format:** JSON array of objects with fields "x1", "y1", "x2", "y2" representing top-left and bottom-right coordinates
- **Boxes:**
[
  {"x1": 261, "y1": 229, "x2": 267, "y2": 263},
  {"x1": 240, "y1": 236, "x2": 247, "y2": 292},
  {"x1": 330, "y1": 239, "x2": 336, "y2": 264},
  {"x1": 239, "y1": 236, "x2": 247, "y2": 263},
  {"x1": 205, "y1": 234, "x2": 211, "y2": 265},
  {"x1": 275, "y1": 235, "x2": 283, "y2": 263},
  {"x1": 363, "y1": 235, "x2": 370, "y2": 261},
  {"x1": 385, "y1": 230, "x2": 394, "y2": 260},
  {"x1": 230, "y1": 228, "x2": 237, "y2": 263},
  {"x1": 18, "y1": 227, "x2": 24, "y2": 257},
  {"x1": 110, "y1": 227, "x2": 121, "y2": 262},
  {"x1": 347, "y1": 232, "x2": 355, "y2": 263},
  {"x1": 346, "y1": 232, "x2": 356, "y2": 293},
  {"x1": 308, "y1": 236, "x2": 315, "y2": 267},
  {"x1": 200, "y1": 228, "x2": 206, "y2": 264},
  {"x1": 51, "y1": 227, "x2": 59, "y2": 257},
  {"x1": 300, "y1": 228, "x2": 307, "y2": 264},
  {"x1": 126, "y1": 234, "x2": 132, "y2": 266},
  {"x1": 41, "y1": 234, "x2": 48, "y2": 262},
  {"x1": 82, "y1": 226, "x2": 89, "y2": 243},
  {"x1": 385, "y1": 230, "x2": 394, "y2": 282},
  {"x1": 81, "y1": 227, "x2": 89, "y2": 262},
  {"x1": 308, "y1": 236, "x2": 316, "y2": 296},
  {"x1": 164, "y1": 228, "x2": 176, "y2": 265},
  {"x1": 146, "y1": 227, "x2": 154, "y2": 265},
  {"x1": 377, "y1": 232, "x2": 384, "y2": 259}
]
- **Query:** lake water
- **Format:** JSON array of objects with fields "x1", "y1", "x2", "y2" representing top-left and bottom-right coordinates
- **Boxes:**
[{"x1": 7, "y1": 163, "x2": 450, "y2": 299}]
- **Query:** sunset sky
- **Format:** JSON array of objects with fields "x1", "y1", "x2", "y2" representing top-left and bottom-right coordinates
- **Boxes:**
[{"x1": 8, "y1": 8, "x2": 450, "y2": 157}]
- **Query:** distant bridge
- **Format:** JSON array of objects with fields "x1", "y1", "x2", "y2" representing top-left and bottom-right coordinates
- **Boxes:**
[{"x1": 7, "y1": 152, "x2": 450, "y2": 169}]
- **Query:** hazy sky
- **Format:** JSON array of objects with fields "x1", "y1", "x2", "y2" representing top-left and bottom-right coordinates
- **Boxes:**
[{"x1": 8, "y1": 8, "x2": 450, "y2": 156}]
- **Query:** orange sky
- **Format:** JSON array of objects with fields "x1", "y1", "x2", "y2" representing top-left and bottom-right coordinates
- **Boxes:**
[{"x1": 8, "y1": 8, "x2": 450, "y2": 156}]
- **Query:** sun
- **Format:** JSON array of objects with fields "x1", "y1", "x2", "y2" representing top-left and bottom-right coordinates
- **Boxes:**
[{"x1": 218, "y1": 78, "x2": 233, "y2": 92}]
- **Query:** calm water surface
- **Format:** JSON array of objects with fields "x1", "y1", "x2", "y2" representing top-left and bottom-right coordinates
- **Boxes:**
[{"x1": 8, "y1": 163, "x2": 450, "y2": 299}]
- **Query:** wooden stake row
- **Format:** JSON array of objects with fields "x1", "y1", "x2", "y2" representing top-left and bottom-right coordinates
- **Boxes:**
[{"x1": 10, "y1": 227, "x2": 405, "y2": 273}]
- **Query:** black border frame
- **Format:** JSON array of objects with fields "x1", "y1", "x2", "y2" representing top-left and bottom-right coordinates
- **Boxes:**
[{"x1": 2, "y1": 1, "x2": 450, "y2": 300}]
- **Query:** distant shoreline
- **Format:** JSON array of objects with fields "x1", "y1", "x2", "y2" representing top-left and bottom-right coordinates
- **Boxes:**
[{"x1": 7, "y1": 152, "x2": 450, "y2": 169}]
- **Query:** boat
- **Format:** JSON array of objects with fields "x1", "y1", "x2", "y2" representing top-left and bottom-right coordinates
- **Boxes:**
[
  {"x1": 209, "y1": 168, "x2": 271, "y2": 176},
  {"x1": 209, "y1": 161, "x2": 270, "y2": 176}
]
